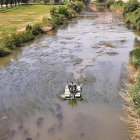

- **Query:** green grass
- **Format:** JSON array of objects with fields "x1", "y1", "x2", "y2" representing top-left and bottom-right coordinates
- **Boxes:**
[
  {"x1": 125, "y1": 8, "x2": 140, "y2": 29},
  {"x1": 0, "y1": 5, "x2": 59, "y2": 36},
  {"x1": 9, "y1": 20, "x2": 24, "y2": 24},
  {"x1": 0, "y1": 27, "x2": 17, "y2": 36},
  {"x1": 129, "y1": 39, "x2": 140, "y2": 115},
  {"x1": 95, "y1": 3, "x2": 105, "y2": 6},
  {"x1": 111, "y1": 3, "x2": 124, "y2": 8},
  {"x1": 90, "y1": 2, "x2": 105, "y2": 6}
]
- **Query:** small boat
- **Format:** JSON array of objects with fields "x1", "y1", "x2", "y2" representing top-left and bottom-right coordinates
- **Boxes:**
[{"x1": 61, "y1": 84, "x2": 82, "y2": 99}]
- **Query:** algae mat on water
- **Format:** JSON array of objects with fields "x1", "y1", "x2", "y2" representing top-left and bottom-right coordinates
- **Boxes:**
[{"x1": 0, "y1": 5, "x2": 59, "y2": 36}]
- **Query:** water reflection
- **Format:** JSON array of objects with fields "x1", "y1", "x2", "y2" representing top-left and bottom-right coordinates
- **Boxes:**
[
  {"x1": 68, "y1": 99, "x2": 77, "y2": 107},
  {"x1": 0, "y1": 47, "x2": 21, "y2": 68}
]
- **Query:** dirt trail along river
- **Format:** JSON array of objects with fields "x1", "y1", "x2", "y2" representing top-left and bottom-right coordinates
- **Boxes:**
[{"x1": 0, "y1": 6, "x2": 138, "y2": 140}]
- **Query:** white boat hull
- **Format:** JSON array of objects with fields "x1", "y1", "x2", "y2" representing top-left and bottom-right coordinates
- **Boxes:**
[{"x1": 61, "y1": 85, "x2": 81, "y2": 99}]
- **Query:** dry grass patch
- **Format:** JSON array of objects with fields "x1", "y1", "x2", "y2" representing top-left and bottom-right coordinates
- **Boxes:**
[
  {"x1": 120, "y1": 40, "x2": 126, "y2": 43},
  {"x1": 106, "y1": 52, "x2": 118, "y2": 55},
  {"x1": 102, "y1": 42, "x2": 116, "y2": 48},
  {"x1": 119, "y1": 63, "x2": 140, "y2": 140}
]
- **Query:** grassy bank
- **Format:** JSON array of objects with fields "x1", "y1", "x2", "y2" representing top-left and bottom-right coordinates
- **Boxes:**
[
  {"x1": 109, "y1": 0, "x2": 140, "y2": 29},
  {"x1": 109, "y1": 1, "x2": 140, "y2": 139},
  {"x1": 89, "y1": 2, "x2": 105, "y2": 6},
  {"x1": 0, "y1": 2, "x2": 84, "y2": 57},
  {"x1": 129, "y1": 38, "x2": 140, "y2": 115},
  {"x1": 0, "y1": 5, "x2": 59, "y2": 36},
  {"x1": 120, "y1": 39, "x2": 140, "y2": 139},
  {"x1": 110, "y1": 1, "x2": 140, "y2": 115}
]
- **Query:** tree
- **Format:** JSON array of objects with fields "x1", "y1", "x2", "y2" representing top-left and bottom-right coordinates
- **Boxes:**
[
  {"x1": 9, "y1": 0, "x2": 13, "y2": 7},
  {"x1": 5, "y1": 0, "x2": 9, "y2": 8},
  {"x1": 0, "y1": 0, "x2": 4, "y2": 8},
  {"x1": 43, "y1": 0, "x2": 48, "y2": 4},
  {"x1": 14, "y1": 0, "x2": 17, "y2": 6},
  {"x1": 17, "y1": 0, "x2": 20, "y2": 6}
]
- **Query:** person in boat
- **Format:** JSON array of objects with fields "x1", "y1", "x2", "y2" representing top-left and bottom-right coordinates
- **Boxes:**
[{"x1": 68, "y1": 82, "x2": 77, "y2": 91}]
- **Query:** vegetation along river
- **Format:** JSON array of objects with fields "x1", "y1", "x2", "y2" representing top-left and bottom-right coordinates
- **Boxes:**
[{"x1": 1, "y1": 6, "x2": 139, "y2": 140}]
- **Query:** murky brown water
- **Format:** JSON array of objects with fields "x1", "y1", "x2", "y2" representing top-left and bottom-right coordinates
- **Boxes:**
[{"x1": 0, "y1": 6, "x2": 138, "y2": 140}]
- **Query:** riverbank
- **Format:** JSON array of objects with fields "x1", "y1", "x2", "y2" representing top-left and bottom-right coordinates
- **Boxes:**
[
  {"x1": 0, "y1": 5, "x2": 59, "y2": 36},
  {"x1": 89, "y1": 3, "x2": 105, "y2": 6},
  {"x1": 120, "y1": 64, "x2": 140, "y2": 140},
  {"x1": 0, "y1": 2, "x2": 84, "y2": 57},
  {"x1": 110, "y1": 5, "x2": 123, "y2": 14},
  {"x1": 110, "y1": 1, "x2": 140, "y2": 139}
]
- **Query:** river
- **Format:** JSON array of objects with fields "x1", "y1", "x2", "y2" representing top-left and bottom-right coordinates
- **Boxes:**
[{"x1": 0, "y1": 6, "x2": 138, "y2": 140}]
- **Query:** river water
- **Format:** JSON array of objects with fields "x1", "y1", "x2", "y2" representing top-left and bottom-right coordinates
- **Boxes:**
[{"x1": 0, "y1": 6, "x2": 138, "y2": 140}]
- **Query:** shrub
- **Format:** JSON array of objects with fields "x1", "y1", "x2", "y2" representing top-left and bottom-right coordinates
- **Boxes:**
[
  {"x1": 49, "y1": 13, "x2": 65, "y2": 27},
  {"x1": 0, "y1": 43, "x2": 12, "y2": 57},
  {"x1": 58, "y1": 6, "x2": 76, "y2": 18},
  {"x1": 10, "y1": 33, "x2": 22, "y2": 47},
  {"x1": 125, "y1": 8, "x2": 140, "y2": 28},
  {"x1": 105, "y1": 0, "x2": 115, "y2": 8},
  {"x1": 67, "y1": 1, "x2": 84, "y2": 13},
  {"x1": 48, "y1": 18, "x2": 57, "y2": 27},
  {"x1": 32, "y1": 22, "x2": 44, "y2": 35},
  {"x1": 1, "y1": 31, "x2": 35, "y2": 53},
  {"x1": 129, "y1": 38, "x2": 140, "y2": 115},
  {"x1": 129, "y1": 72, "x2": 140, "y2": 115},
  {"x1": 50, "y1": 7, "x2": 57, "y2": 15},
  {"x1": 2, "y1": 35, "x2": 16, "y2": 50},
  {"x1": 67, "y1": 9, "x2": 76, "y2": 18},
  {"x1": 26, "y1": 25, "x2": 32, "y2": 32},
  {"x1": 123, "y1": 0, "x2": 140, "y2": 15},
  {"x1": 58, "y1": 6, "x2": 68, "y2": 15},
  {"x1": 114, "y1": 0, "x2": 124, "y2": 6},
  {"x1": 20, "y1": 32, "x2": 35, "y2": 42},
  {"x1": 42, "y1": 14, "x2": 50, "y2": 23},
  {"x1": 130, "y1": 48, "x2": 140, "y2": 68}
]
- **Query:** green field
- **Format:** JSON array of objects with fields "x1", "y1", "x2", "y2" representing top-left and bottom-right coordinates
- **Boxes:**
[{"x1": 0, "y1": 5, "x2": 59, "y2": 35}]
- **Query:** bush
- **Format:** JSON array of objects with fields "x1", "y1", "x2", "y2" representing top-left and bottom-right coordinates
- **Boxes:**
[
  {"x1": 123, "y1": 0, "x2": 140, "y2": 15},
  {"x1": 130, "y1": 48, "x2": 140, "y2": 68},
  {"x1": 26, "y1": 25, "x2": 32, "y2": 32},
  {"x1": 2, "y1": 35, "x2": 16, "y2": 50},
  {"x1": 49, "y1": 13, "x2": 65, "y2": 27},
  {"x1": 125, "y1": 8, "x2": 140, "y2": 28},
  {"x1": 1, "y1": 31, "x2": 35, "y2": 51},
  {"x1": 58, "y1": 6, "x2": 68, "y2": 15},
  {"x1": 50, "y1": 7, "x2": 57, "y2": 15},
  {"x1": 42, "y1": 14, "x2": 50, "y2": 23},
  {"x1": 129, "y1": 72, "x2": 140, "y2": 115},
  {"x1": 20, "y1": 32, "x2": 35, "y2": 42},
  {"x1": 58, "y1": 6, "x2": 76, "y2": 18},
  {"x1": 0, "y1": 43, "x2": 12, "y2": 57},
  {"x1": 67, "y1": 9, "x2": 76, "y2": 18},
  {"x1": 67, "y1": 1, "x2": 84, "y2": 13},
  {"x1": 32, "y1": 22, "x2": 44, "y2": 35},
  {"x1": 114, "y1": 0, "x2": 124, "y2": 6},
  {"x1": 10, "y1": 33, "x2": 23, "y2": 47},
  {"x1": 105, "y1": 0, "x2": 115, "y2": 8},
  {"x1": 129, "y1": 38, "x2": 140, "y2": 115}
]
